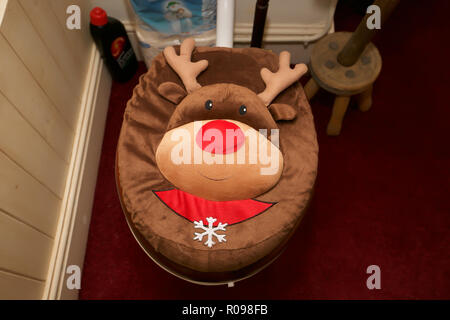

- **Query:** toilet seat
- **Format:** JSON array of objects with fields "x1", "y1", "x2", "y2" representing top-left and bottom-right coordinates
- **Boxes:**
[{"x1": 116, "y1": 45, "x2": 318, "y2": 284}]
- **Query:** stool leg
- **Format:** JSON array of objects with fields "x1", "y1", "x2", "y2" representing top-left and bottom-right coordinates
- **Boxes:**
[
  {"x1": 356, "y1": 85, "x2": 373, "y2": 112},
  {"x1": 327, "y1": 95, "x2": 351, "y2": 136},
  {"x1": 304, "y1": 78, "x2": 320, "y2": 101}
]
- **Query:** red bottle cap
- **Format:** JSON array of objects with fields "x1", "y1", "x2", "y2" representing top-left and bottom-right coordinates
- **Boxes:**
[{"x1": 90, "y1": 7, "x2": 108, "y2": 26}]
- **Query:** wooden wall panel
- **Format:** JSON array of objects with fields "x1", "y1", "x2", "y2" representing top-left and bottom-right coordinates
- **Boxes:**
[
  {"x1": 18, "y1": 0, "x2": 86, "y2": 102},
  {"x1": 0, "y1": 270, "x2": 44, "y2": 300},
  {"x1": 0, "y1": 151, "x2": 61, "y2": 237},
  {"x1": 0, "y1": 212, "x2": 53, "y2": 280},
  {"x1": 1, "y1": 0, "x2": 80, "y2": 128},
  {"x1": 49, "y1": 0, "x2": 92, "y2": 69},
  {"x1": 0, "y1": 0, "x2": 104, "y2": 299},
  {"x1": 0, "y1": 92, "x2": 68, "y2": 198},
  {"x1": 0, "y1": 35, "x2": 73, "y2": 163}
]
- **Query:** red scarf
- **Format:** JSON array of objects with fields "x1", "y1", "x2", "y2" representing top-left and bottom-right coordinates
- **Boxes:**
[{"x1": 154, "y1": 189, "x2": 275, "y2": 225}]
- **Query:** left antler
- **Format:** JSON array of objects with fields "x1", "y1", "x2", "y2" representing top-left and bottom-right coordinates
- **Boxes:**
[
  {"x1": 163, "y1": 38, "x2": 208, "y2": 94},
  {"x1": 258, "y1": 51, "x2": 308, "y2": 106}
]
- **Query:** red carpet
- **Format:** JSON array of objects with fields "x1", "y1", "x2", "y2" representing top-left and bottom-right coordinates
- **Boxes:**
[{"x1": 80, "y1": 1, "x2": 450, "y2": 299}]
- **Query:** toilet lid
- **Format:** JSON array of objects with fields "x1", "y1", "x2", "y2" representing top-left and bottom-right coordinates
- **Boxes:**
[{"x1": 116, "y1": 46, "x2": 318, "y2": 274}]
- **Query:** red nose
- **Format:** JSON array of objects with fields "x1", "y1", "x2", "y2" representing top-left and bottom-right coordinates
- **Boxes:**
[{"x1": 196, "y1": 120, "x2": 245, "y2": 154}]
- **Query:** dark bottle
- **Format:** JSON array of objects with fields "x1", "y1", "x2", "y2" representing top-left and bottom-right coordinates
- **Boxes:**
[{"x1": 90, "y1": 7, "x2": 138, "y2": 83}]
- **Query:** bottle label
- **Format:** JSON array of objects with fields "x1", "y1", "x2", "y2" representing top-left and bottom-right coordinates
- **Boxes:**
[
  {"x1": 111, "y1": 36, "x2": 133, "y2": 69},
  {"x1": 111, "y1": 36, "x2": 126, "y2": 58},
  {"x1": 117, "y1": 48, "x2": 134, "y2": 69}
]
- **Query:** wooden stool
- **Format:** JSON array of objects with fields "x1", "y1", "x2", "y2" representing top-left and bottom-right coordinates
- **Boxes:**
[
  {"x1": 305, "y1": 32, "x2": 381, "y2": 135},
  {"x1": 305, "y1": 0, "x2": 399, "y2": 136}
]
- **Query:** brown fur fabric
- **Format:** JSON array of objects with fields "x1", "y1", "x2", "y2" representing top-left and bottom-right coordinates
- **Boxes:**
[{"x1": 116, "y1": 46, "x2": 318, "y2": 275}]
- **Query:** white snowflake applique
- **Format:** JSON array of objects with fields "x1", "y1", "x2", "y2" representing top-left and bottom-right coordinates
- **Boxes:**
[{"x1": 193, "y1": 217, "x2": 228, "y2": 248}]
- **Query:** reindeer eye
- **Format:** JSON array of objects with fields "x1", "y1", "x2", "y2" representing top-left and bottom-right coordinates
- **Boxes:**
[
  {"x1": 239, "y1": 105, "x2": 247, "y2": 115},
  {"x1": 205, "y1": 100, "x2": 213, "y2": 110}
]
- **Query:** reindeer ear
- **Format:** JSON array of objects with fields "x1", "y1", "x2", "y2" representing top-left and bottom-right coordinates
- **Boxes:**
[
  {"x1": 158, "y1": 82, "x2": 187, "y2": 105},
  {"x1": 268, "y1": 103, "x2": 297, "y2": 121}
]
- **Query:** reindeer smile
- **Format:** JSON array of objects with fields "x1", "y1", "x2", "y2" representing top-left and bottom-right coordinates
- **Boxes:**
[{"x1": 197, "y1": 170, "x2": 233, "y2": 182}]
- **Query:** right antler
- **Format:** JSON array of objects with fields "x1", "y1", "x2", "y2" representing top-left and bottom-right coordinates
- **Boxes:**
[
  {"x1": 163, "y1": 38, "x2": 208, "y2": 94},
  {"x1": 258, "y1": 51, "x2": 308, "y2": 106}
]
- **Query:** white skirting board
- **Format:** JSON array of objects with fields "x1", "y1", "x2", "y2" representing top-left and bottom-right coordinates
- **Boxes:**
[{"x1": 43, "y1": 45, "x2": 112, "y2": 300}]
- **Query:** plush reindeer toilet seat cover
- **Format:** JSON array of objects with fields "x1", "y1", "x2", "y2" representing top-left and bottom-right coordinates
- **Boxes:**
[{"x1": 116, "y1": 45, "x2": 318, "y2": 276}]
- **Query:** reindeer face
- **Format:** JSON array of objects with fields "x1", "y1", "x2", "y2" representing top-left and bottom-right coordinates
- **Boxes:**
[
  {"x1": 156, "y1": 118, "x2": 284, "y2": 201},
  {"x1": 155, "y1": 39, "x2": 307, "y2": 202},
  {"x1": 157, "y1": 83, "x2": 285, "y2": 201}
]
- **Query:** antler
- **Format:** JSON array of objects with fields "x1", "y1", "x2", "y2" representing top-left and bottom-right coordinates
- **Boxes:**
[
  {"x1": 163, "y1": 38, "x2": 208, "y2": 94},
  {"x1": 258, "y1": 51, "x2": 308, "y2": 106}
]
